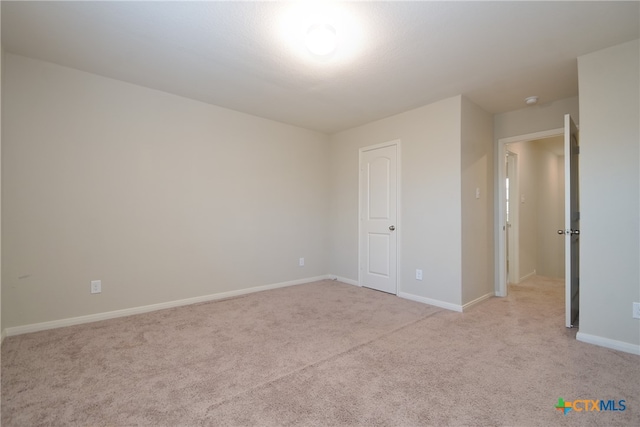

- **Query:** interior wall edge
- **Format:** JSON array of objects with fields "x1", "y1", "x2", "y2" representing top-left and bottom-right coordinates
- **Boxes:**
[{"x1": 461, "y1": 292, "x2": 494, "y2": 312}]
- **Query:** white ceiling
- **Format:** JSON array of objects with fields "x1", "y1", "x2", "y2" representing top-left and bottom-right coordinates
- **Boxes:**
[{"x1": 2, "y1": 1, "x2": 639, "y2": 134}]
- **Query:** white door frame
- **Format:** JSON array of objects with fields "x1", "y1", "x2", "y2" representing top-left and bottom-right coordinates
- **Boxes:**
[
  {"x1": 505, "y1": 150, "x2": 520, "y2": 285},
  {"x1": 496, "y1": 128, "x2": 563, "y2": 297},
  {"x1": 358, "y1": 139, "x2": 402, "y2": 294}
]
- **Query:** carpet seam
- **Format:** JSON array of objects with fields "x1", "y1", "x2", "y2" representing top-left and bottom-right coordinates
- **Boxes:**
[{"x1": 202, "y1": 309, "x2": 446, "y2": 412}]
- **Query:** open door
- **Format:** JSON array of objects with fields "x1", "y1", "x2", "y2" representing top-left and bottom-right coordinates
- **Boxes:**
[{"x1": 563, "y1": 114, "x2": 580, "y2": 328}]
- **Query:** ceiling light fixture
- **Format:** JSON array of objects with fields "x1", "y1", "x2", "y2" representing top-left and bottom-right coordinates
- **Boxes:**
[
  {"x1": 525, "y1": 96, "x2": 539, "y2": 106},
  {"x1": 279, "y1": 3, "x2": 362, "y2": 64},
  {"x1": 306, "y1": 23, "x2": 338, "y2": 57}
]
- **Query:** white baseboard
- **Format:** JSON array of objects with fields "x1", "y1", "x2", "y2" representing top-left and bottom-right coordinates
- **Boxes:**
[
  {"x1": 1, "y1": 328, "x2": 7, "y2": 344},
  {"x1": 3, "y1": 275, "x2": 331, "y2": 338},
  {"x1": 576, "y1": 332, "x2": 640, "y2": 356},
  {"x1": 398, "y1": 292, "x2": 463, "y2": 312},
  {"x1": 462, "y1": 292, "x2": 494, "y2": 311},
  {"x1": 330, "y1": 276, "x2": 360, "y2": 287},
  {"x1": 520, "y1": 270, "x2": 536, "y2": 282}
]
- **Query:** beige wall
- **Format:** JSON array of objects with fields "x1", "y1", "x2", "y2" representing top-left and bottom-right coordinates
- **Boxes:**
[
  {"x1": 535, "y1": 142, "x2": 564, "y2": 279},
  {"x1": 577, "y1": 39, "x2": 640, "y2": 349},
  {"x1": 506, "y1": 139, "x2": 564, "y2": 281},
  {"x1": 329, "y1": 95, "x2": 494, "y2": 308},
  {"x1": 461, "y1": 96, "x2": 494, "y2": 304},
  {"x1": 330, "y1": 96, "x2": 463, "y2": 306},
  {"x1": 494, "y1": 97, "x2": 579, "y2": 141},
  {"x1": 2, "y1": 54, "x2": 331, "y2": 329}
]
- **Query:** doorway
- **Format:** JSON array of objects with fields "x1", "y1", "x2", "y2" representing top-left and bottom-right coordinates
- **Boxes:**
[
  {"x1": 359, "y1": 140, "x2": 400, "y2": 294},
  {"x1": 496, "y1": 116, "x2": 579, "y2": 327},
  {"x1": 504, "y1": 137, "x2": 565, "y2": 284},
  {"x1": 497, "y1": 127, "x2": 565, "y2": 295}
]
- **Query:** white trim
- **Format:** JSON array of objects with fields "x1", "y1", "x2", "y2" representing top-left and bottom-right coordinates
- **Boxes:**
[
  {"x1": 505, "y1": 150, "x2": 520, "y2": 285},
  {"x1": 398, "y1": 292, "x2": 463, "y2": 312},
  {"x1": 331, "y1": 276, "x2": 361, "y2": 287},
  {"x1": 3, "y1": 275, "x2": 331, "y2": 338},
  {"x1": 1, "y1": 329, "x2": 7, "y2": 343},
  {"x1": 359, "y1": 139, "x2": 401, "y2": 153},
  {"x1": 496, "y1": 128, "x2": 564, "y2": 297},
  {"x1": 358, "y1": 139, "x2": 402, "y2": 295},
  {"x1": 462, "y1": 292, "x2": 494, "y2": 311},
  {"x1": 576, "y1": 332, "x2": 640, "y2": 356},
  {"x1": 396, "y1": 142, "x2": 402, "y2": 295},
  {"x1": 499, "y1": 128, "x2": 565, "y2": 145},
  {"x1": 519, "y1": 269, "x2": 537, "y2": 283}
]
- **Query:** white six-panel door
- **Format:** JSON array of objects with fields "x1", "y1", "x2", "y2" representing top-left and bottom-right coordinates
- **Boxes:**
[{"x1": 359, "y1": 143, "x2": 398, "y2": 294}]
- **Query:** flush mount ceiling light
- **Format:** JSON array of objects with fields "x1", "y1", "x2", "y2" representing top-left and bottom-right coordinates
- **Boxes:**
[
  {"x1": 525, "y1": 96, "x2": 539, "y2": 106},
  {"x1": 306, "y1": 23, "x2": 337, "y2": 57},
  {"x1": 279, "y1": 3, "x2": 361, "y2": 64}
]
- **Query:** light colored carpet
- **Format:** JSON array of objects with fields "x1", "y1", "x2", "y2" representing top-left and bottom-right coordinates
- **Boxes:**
[{"x1": 2, "y1": 277, "x2": 639, "y2": 426}]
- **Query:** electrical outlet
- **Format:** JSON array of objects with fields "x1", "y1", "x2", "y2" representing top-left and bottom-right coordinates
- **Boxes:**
[
  {"x1": 91, "y1": 280, "x2": 101, "y2": 294},
  {"x1": 416, "y1": 269, "x2": 423, "y2": 280},
  {"x1": 633, "y1": 302, "x2": 640, "y2": 319},
  {"x1": 299, "y1": 257, "x2": 305, "y2": 267}
]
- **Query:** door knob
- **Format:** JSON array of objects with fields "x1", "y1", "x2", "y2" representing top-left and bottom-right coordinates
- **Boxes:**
[
  {"x1": 389, "y1": 225, "x2": 396, "y2": 231},
  {"x1": 558, "y1": 229, "x2": 580, "y2": 235}
]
